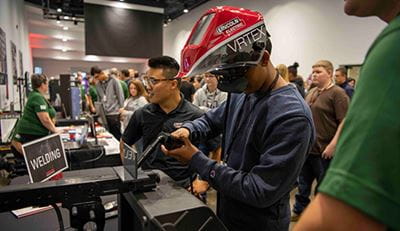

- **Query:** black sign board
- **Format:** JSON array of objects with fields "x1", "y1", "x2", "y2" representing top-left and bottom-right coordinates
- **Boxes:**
[
  {"x1": 123, "y1": 143, "x2": 137, "y2": 179},
  {"x1": 22, "y1": 134, "x2": 68, "y2": 183}
]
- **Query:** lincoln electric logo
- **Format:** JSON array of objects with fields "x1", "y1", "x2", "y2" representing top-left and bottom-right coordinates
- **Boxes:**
[
  {"x1": 216, "y1": 18, "x2": 243, "y2": 34},
  {"x1": 227, "y1": 24, "x2": 266, "y2": 52}
]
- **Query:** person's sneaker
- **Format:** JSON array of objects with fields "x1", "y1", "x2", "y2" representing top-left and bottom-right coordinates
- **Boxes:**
[{"x1": 291, "y1": 212, "x2": 301, "y2": 222}]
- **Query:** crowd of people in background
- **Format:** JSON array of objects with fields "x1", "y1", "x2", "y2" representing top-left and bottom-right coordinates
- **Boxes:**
[
  {"x1": 79, "y1": 61, "x2": 355, "y2": 115},
  {"x1": 66, "y1": 59, "x2": 356, "y2": 155}
]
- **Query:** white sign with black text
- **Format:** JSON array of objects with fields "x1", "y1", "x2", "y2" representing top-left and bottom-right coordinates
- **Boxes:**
[{"x1": 22, "y1": 134, "x2": 68, "y2": 183}]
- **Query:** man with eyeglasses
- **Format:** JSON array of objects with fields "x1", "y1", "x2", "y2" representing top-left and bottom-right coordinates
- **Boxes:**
[
  {"x1": 161, "y1": 7, "x2": 315, "y2": 231},
  {"x1": 120, "y1": 56, "x2": 209, "y2": 188}
]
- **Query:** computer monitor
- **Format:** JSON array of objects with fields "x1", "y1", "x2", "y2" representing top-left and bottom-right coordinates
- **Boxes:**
[{"x1": 94, "y1": 102, "x2": 109, "y2": 130}]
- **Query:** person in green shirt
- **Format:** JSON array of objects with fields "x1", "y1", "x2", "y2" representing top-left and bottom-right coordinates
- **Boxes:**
[
  {"x1": 295, "y1": 0, "x2": 400, "y2": 230},
  {"x1": 110, "y1": 68, "x2": 129, "y2": 99},
  {"x1": 11, "y1": 74, "x2": 60, "y2": 158},
  {"x1": 119, "y1": 79, "x2": 129, "y2": 99}
]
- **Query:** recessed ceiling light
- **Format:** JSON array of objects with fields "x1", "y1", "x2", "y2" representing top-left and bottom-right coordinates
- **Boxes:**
[
  {"x1": 64, "y1": 16, "x2": 70, "y2": 20},
  {"x1": 57, "y1": 8, "x2": 62, "y2": 13},
  {"x1": 63, "y1": 26, "x2": 69, "y2": 30},
  {"x1": 62, "y1": 48, "x2": 67, "y2": 52},
  {"x1": 56, "y1": 20, "x2": 61, "y2": 24},
  {"x1": 183, "y1": 9, "x2": 189, "y2": 13},
  {"x1": 62, "y1": 38, "x2": 68, "y2": 42},
  {"x1": 120, "y1": 0, "x2": 124, "y2": 1}
]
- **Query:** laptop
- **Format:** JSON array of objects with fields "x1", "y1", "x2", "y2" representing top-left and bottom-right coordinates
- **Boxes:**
[
  {"x1": 63, "y1": 124, "x2": 89, "y2": 150},
  {"x1": 86, "y1": 114, "x2": 108, "y2": 147}
]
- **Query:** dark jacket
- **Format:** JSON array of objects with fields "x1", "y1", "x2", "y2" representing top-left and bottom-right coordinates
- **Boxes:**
[
  {"x1": 291, "y1": 77, "x2": 306, "y2": 98},
  {"x1": 184, "y1": 85, "x2": 315, "y2": 230},
  {"x1": 338, "y1": 81, "x2": 354, "y2": 99}
]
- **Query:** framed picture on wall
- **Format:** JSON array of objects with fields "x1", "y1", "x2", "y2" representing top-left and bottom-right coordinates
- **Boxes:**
[
  {"x1": 0, "y1": 27, "x2": 7, "y2": 86},
  {"x1": 11, "y1": 41, "x2": 17, "y2": 85}
]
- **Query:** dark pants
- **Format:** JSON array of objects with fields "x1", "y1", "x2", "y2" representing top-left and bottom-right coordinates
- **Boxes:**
[
  {"x1": 293, "y1": 154, "x2": 331, "y2": 214},
  {"x1": 106, "y1": 114, "x2": 121, "y2": 140},
  {"x1": 11, "y1": 133, "x2": 46, "y2": 174}
]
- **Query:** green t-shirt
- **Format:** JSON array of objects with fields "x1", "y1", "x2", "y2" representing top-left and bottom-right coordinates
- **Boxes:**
[
  {"x1": 319, "y1": 16, "x2": 400, "y2": 230},
  {"x1": 81, "y1": 84, "x2": 98, "y2": 102},
  {"x1": 89, "y1": 85, "x2": 98, "y2": 102},
  {"x1": 15, "y1": 90, "x2": 56, "y2": 138},
  {"x1": 80, "y1": 84, "x2": 86, "y2": 101},
  {"x1": 119, "y1": 79, "x2": 129, "y2": 99}
]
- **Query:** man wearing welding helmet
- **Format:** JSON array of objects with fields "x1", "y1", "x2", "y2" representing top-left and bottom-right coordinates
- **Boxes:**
[{"x1": 161, "y1": 6, "x2": 315, "y2": 230}]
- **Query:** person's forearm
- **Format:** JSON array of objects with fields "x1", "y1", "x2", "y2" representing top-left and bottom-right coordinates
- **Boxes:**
[
  {"x1": 119, "y1": 139, "x2": 125, "y2": 162},
  {"x1": 327, "y1": 119, "x2": 345, "y2": 149},
  {"x1": 294, "y1": 193, "x2": 386, "y2": 231},
  {"x1": 42, "y1": 119, "x2": 57, "y2": 133},
  {"x1": 86, "y1": 95, "x2": 96, "y2": 113},
  {"x1": 37, "y1": 113, "x2": 58, "y2": 133}
]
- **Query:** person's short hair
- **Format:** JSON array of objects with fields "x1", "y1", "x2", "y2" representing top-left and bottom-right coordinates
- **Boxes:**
[
  {"x1": 148, "y1": 56, "x2": 180, "y2": 79},
  {"x1": 110, "y1": 68, "x2": 119, "y2": 76},
  {"x1": 90, "y1": 66, "x2": 102, "y2": 76},
  {"x1": 335, "y1": 67, "x2": 347, "y2": 77},
  {"x1": 288, "y1": 62, "x2": 299, "y2": 76},
  {"x1": 148, "y1": 56, "x2": 181, "y2": 88},
  {"x1": 121, "y1": 69, "x2": 130, "y2": 77},
  {"x1": 129, "y1": 79, "x2": 148, "y2": 98},
  {"x1": 312, "y1": 60, "x2": 334, "y2": 75},
  {"x1": 31, "y1": 74, "x2": 47, "y2": 89}
]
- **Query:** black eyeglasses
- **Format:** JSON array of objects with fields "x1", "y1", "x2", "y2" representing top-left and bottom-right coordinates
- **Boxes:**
[{"x1": 143, "y1": 76, "x2": 177, "y2": 86}]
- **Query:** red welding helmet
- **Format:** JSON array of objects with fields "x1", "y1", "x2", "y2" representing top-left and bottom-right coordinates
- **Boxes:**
[{"x1": 177, "y1": 6, "x2": 270, "y2": 92}]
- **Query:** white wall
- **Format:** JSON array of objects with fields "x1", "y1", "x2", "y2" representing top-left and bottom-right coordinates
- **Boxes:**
[
  {"x1": 163, "y1": 0, "x2": 386, "y2": 79},
  {"x1": 0, "y1": 0, "x2": 32, "y2": 111},
  {"x1": 33, "y1": 58, "x2": 147, "y2": 78}
]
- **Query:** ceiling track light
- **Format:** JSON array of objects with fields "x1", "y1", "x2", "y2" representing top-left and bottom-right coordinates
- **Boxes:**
[{"x1": 183, "y1": 3, "x2": 189, "y2": 13}]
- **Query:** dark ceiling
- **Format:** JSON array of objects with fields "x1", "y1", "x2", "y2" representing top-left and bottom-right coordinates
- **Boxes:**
[{"x1": 25, "y1": 0, "x2": 209, "y2": 21}]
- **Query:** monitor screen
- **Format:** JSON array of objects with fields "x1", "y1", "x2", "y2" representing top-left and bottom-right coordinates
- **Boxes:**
[
  {"x1": 94, "y1": 102, "x2": 109, "y2": 130},
  {"x1": 34, "y1": 66, "x2": 42, "y2": 74}
]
